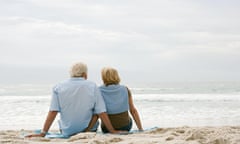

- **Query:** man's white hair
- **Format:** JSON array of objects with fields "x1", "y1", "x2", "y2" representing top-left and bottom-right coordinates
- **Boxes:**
[{"x1": 70, "y1": 62, "x2": 88, "y2": 77}]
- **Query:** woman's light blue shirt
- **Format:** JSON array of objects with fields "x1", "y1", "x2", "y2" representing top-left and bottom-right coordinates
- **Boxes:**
[{"x1": 99, "y1": 84, "x2": 129, "y2": 114}]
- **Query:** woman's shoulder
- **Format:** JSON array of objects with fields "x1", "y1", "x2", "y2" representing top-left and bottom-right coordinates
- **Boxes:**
[
  {"x1": 115, "y1": 84, "x2": 128, "y2": 91},
  {"x1": 119, "y1": 85, "x2": 129, "y2": 90},
  {"x1": 99, "y1": 84, "x2": 127, "y2": 91}
]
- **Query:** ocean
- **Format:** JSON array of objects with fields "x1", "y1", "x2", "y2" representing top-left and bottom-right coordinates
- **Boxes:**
[{"x1": 0, "y1": 81, "x2": 240, "y2": 130}]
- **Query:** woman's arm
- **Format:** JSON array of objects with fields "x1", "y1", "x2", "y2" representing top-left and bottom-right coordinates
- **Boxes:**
[{"x1": 127, "y1": 87, "x2": 143, "y2": 131}]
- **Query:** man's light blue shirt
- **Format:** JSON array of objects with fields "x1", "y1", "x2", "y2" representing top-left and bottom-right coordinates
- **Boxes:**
[{"x1": 50, "y1": 77, "x2": 106, "y2": 136}]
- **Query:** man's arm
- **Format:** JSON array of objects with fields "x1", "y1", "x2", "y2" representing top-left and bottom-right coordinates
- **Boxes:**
[
  {"x1": 26, "y1": 111, "x2": 58, "y2": 137},
  {"x1": 84, "y1": 114, "x2": 99, "y2": 132}
]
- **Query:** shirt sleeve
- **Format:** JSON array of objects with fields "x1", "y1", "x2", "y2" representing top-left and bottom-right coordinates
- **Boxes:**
[
  {"x1": 49, "y1": 86, "x2": 60, "y2": 111},
  {"x1": 93, "y1": 86, "x2": 106, "y2": 114}
]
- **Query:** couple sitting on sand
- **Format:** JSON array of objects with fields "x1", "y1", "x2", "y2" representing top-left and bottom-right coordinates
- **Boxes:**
[{"x1": 27, "y1": 62, "x2": 143, "y2": 137}]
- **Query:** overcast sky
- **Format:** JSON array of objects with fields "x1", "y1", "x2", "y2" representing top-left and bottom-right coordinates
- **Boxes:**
[{"x1": 0, "y1": 0, "x2": 240, "y2": 84}]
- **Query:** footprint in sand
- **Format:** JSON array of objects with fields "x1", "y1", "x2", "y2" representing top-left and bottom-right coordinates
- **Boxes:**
[
  {"x1": 149, "y1": 128, "x2": 171, "y2": 134},
  {"x1": 211, "y1": 138, "x2": 229, "y2": 144},
  {"x1": 68, "y1": 133, "x2": 96, "y2": 142},
  {"x1": 176, "y1": 129, "x2": 185, "y2": 134},
  {"x1": 109, "y1": 137, "x2": 123, "y2": 143},
  {"x1": 166, "y1": 136, "x2": 174, "y2": 141}
]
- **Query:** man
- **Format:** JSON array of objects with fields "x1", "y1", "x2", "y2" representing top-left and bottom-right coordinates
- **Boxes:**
[{"x1": 27, "y1": 62, "x2": 119, "y2": 137}]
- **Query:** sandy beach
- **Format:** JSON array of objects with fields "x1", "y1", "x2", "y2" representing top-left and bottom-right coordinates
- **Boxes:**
[{"x1": 1, "y1": 126, "x2": 240, "y2": 144}]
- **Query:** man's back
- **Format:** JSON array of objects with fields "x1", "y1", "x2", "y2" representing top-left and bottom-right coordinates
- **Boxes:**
[{"x1": 50, "y1": 77, "x2": 106, "y2": 136}]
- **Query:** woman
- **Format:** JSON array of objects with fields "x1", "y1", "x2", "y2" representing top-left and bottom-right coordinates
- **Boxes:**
[{"x1": 99, "y1": 67, "x2": 143, "y2": 133}]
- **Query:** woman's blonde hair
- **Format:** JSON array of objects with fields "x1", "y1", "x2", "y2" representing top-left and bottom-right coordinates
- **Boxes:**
[{"x1": 101, "y1": 67, "x2": 121, "y2": 86}]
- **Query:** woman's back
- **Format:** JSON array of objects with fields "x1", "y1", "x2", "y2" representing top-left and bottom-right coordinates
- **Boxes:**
[
  {"x1": 99, "y1": 84, "x2": 132, "y2": 132},
  {"x1": 99, "y1": 67, "x2": 143, "y2": 132},
  {"x1": 99, "y1": 84, "x2": 129, "y2": 114}
]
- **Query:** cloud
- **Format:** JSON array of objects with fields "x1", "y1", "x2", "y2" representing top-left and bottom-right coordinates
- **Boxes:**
[
  {"x1": 0, "y1": 16, "x2": 152, "y2": 67},
  {"x1": 1, "y1": 0, "x2": 240, "y2": 82}
]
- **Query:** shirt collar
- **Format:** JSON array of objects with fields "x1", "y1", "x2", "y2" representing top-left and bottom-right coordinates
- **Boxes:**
[{"x1": 70, "y1": 77, "x2": 85, "y2": 81}]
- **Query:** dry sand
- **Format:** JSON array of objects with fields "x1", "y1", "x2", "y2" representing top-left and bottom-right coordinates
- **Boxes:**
[{"x1": 1, "y1": 126, "x2": 240, "y2": 144}]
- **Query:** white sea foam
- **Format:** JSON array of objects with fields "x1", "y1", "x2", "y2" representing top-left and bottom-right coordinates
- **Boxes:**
[
  {"x1": 1, "y1": 82, "x2": 240, "y2": 130},
  {"x1": 134, "y1": 93, "x2": 240, "y2": 102}
]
